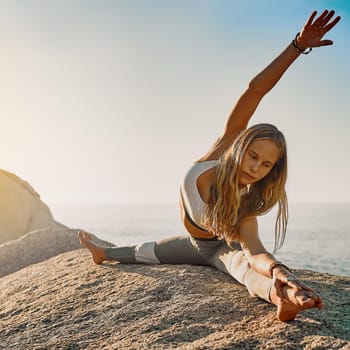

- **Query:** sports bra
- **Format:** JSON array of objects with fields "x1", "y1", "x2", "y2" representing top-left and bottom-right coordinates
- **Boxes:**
[
  {"x1": 180, "y1": 160, "x2": 248, "y2": 239},
  {"x1": 180, "y1": 160, "x2": 218, "y2": 231}
]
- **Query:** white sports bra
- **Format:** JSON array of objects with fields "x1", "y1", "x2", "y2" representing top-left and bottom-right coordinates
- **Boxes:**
[{"x1": 180, "y1": 160, "x2": 218, "y2": 230}]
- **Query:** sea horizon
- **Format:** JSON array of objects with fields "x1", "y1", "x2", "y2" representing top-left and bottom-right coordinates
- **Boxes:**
[{"x1": 49, "y1": 201, "x2": 350, "y2": 277}]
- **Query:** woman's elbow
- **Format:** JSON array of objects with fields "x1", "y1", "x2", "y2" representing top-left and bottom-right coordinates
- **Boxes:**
[{"x1": 248, "y1": 78, "x2": 271, "y2": 96}]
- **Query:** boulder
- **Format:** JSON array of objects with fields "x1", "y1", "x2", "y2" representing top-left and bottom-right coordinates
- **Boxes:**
[
  {"x1": 0, "y1": 249, "x2": 349, "y2": 349},
  {"x1": 0, "y1": 227, "x2": 114, "y2": 278},
  {"x1": 0, "y1": 169, "x2": 115, "y2": 278},
  {"x1": 0, "y1": 169, "x2": 64, "y2": 244}
]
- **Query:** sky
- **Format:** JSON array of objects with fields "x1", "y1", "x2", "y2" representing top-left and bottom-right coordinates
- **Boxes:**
[{"x1": 0, "y1": 0, "x2": 349, "y2": 205}]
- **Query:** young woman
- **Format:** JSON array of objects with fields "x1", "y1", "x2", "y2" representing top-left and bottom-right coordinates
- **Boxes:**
[{"x1": 79, "y1": 10, "x2": 340, "y2": 322}]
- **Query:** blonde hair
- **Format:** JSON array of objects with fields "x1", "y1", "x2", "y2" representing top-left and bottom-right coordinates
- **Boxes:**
[{"x1": 203, "y1": 123, "x2": 288, "y2": 252}]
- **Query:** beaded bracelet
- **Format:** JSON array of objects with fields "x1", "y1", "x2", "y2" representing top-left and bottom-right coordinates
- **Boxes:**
[
  {"x1": 269, "y1": 261, "x2": 292, "y2": 278},
  {"x1": 292, "y1": 32, "x2": 312, "y2": 55}
]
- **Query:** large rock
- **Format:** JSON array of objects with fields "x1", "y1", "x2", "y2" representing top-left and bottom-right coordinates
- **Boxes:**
[
  {"x1": 0, "y1": 227, "x2": 114, "y2": 278},
  {"x1": 0, "y1": 169, "x2": 114, "y2": 278},
  {"x1": 0, "y1": 249, "x2": 349, "y2": 349},
  {"x1": 0, "y1": 227, "x2": 80, "y2": 278},
  {"x1": 0, "y1": 169, "x2": 64, "y2": 244}
]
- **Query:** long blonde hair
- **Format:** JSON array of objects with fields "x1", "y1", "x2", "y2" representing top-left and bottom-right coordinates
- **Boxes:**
[{"x1": 203, "y1": 123, "x2": 288, "y2": 252}]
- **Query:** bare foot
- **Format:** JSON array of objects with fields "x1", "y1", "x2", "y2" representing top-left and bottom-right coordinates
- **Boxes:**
[
  {"x1": 271, "y1": 285, "x2": 319, "y2": 322},
  {"x1": 87, "y1": 232, "x2": 116, "y2": 248},
  {"x1": 278, "y1": 288, "x2": 317, "y2": 321},
  {"x1": 78, "y1": 231, "x2": 106, "y2": 264}
]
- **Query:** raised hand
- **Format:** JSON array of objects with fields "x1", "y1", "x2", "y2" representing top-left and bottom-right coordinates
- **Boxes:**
[{"x1": 297, "y1": 10, "x2": 341, "y2": 50}]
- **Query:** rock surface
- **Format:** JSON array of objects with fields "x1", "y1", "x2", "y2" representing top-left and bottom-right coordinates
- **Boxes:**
[
  {"x1": 0, "y1": 227, "x2": 114, "y2": 278},
  {"x1": 0, "y1": 169, "x2": 114, "y2": 278},
  {"x1": 1, "y1": 249, "x2": 349, "y2": 350}
]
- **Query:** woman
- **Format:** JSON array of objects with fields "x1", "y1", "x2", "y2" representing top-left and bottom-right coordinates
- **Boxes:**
[{"x1": 79, "y1": 10, "x2": 340, "y2": 322}]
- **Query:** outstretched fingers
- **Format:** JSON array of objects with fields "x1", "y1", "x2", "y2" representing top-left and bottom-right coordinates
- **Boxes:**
[
  {"x1": 311, "y1": 9, "x2": 341, "y2": 33},
  {"x1": 324, "y1": 14, "x2": 341, "y2": 32},
  {"x1": 313, "y1": 10, "x2": 330, "y2": 26},
  {"x1": 305, "y1": 10, "x2": 317, "y2": 27},
  {"x1": 318, "y1": 12, "x2": 341, "y2": 47},
  {"x1": 320, "y1": 10, "x2": 335, "y2": 26}
]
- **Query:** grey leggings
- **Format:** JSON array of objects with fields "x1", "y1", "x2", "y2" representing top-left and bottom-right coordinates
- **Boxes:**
[{"x1": 105, "y1": 235, "x2": 272, "y2": 303}]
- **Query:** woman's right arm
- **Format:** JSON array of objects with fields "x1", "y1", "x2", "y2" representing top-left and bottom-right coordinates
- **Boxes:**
[
  {"x1": 198, "y1": 10, "x2": 340, "y2": 161},
  {"x1": 223, "y1": 42, "x2": 303, "y2": 138}
]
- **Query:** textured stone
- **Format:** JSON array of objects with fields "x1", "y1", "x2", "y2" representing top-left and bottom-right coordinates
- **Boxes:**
[{"x1": 0, "y1": 250, "x2": 349, "y2": 349}]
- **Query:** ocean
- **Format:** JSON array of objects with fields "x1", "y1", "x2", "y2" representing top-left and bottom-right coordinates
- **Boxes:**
[{"x1": 52, "y1": 202, "x2": 350, "y2": 277}]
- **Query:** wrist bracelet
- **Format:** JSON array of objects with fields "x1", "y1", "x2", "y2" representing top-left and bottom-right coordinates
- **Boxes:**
[
  {"x1": 269, "y1": 261, "x2": 292, "y2": 277},
  {"x1": 292, "y1": 32, "x2": 312, "y2": 55}
]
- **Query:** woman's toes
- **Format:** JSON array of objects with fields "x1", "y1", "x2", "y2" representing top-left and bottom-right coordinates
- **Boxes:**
[
  {"x1": 78, "y1": 231, "x2": 92, "y2": 243},
  {"x1": 84, "y1": 232, "x2": 93, "y2": 240}
]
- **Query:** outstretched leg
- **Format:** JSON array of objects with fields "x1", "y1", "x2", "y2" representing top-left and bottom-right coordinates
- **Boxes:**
[
  {"x1": 79, "y1": 231, "x2": 138, "y2": 264},
  {"x1": 79, "y1": 231, "x2": 209, "y2": 266},
  {"x1": 196, "y1": 238, "x2": 322, "y2": 321}
]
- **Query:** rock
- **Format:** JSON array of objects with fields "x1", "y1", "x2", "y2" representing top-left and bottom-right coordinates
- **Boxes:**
[
  {"x1": 0, "y1": 169, "x2": 65, "y2": 244},
  {"x1": 0, "y1": 250, "x2": 349, "y2": 349},
  {"x1": 0, "y1": 227, "x2": 80, "y2": 278},
  {"x1": 0, "y1": 169, "x2": 115, "y2": 278},
  {"x1": 0, "y1": 227, "x2": 114, "y2": 278}
]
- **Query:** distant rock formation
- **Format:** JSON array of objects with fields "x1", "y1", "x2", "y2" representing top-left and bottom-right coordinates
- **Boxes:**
[
  {"x1": 0, "y1": 249, "x2": 349, "y2": 349},
  {"x1": 0, "y1": 169, "x2": 114, "y2": 278},
  {"x1": 0, "y1": 169, "x2": 64, "y2": 244}
]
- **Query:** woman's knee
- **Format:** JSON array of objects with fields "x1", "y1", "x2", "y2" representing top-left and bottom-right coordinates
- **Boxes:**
[
  {"x1": 154, "y1": 236, "x2": 208, "y2": 265},
  {"x1": 134, "y1": 241, "x2": 160, "y2": 264}
]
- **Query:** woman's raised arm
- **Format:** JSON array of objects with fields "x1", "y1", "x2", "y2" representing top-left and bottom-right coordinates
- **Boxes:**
[
  {"x1": 222, "y1": 10, "x2": 340, "y2": 139},
  {"x1": 197, "y1": 10, "x2": 340, "y2": 162}
]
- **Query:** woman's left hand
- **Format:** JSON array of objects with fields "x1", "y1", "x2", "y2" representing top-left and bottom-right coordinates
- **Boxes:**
[
  {"x1": 272, "y1": 268, "x2": 323, "y2": 308},
  {"x1": 297, "y1": 10, "x2": 341, "y2": 50}
]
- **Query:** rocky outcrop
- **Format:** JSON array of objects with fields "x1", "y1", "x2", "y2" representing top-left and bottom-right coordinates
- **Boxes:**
[
  {"x1": 0, "y1": 227, "x2": 114, "y2": 278},
  {"x1": 0, "y1": 169, "x2": 114, "y2": 278},
  {"x1": 1, "y1": 249, "x2": 349, "y2": 350},
  {"x1": 0, "y1": 227, "x2": 79, "y2": 278},
  {"x1": 0, "y1": 169, "x2": 64, "y2": 244}
]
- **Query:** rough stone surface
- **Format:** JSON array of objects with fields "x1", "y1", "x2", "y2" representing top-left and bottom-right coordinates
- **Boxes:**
[
  {"x1": 0, "y1": 228, "x2": 114, "y2": 278},
  {"x1": 1, "y1": 250, "x2": 349, "y2": 350}
]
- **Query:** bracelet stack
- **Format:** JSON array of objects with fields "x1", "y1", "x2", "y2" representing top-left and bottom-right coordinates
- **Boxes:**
[{"x1": 292, "y1": 32, "x2": 312, "y2": 55}]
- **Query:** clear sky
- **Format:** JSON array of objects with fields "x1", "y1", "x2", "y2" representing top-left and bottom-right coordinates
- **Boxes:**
[{"x1": 0, "y1": 0, "x2": 349, "y2": 204}]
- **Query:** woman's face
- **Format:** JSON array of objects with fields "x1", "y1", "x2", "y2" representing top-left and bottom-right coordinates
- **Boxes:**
[{"x1": 239, "y1": 139, "x2": 280, "y2": 185}]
